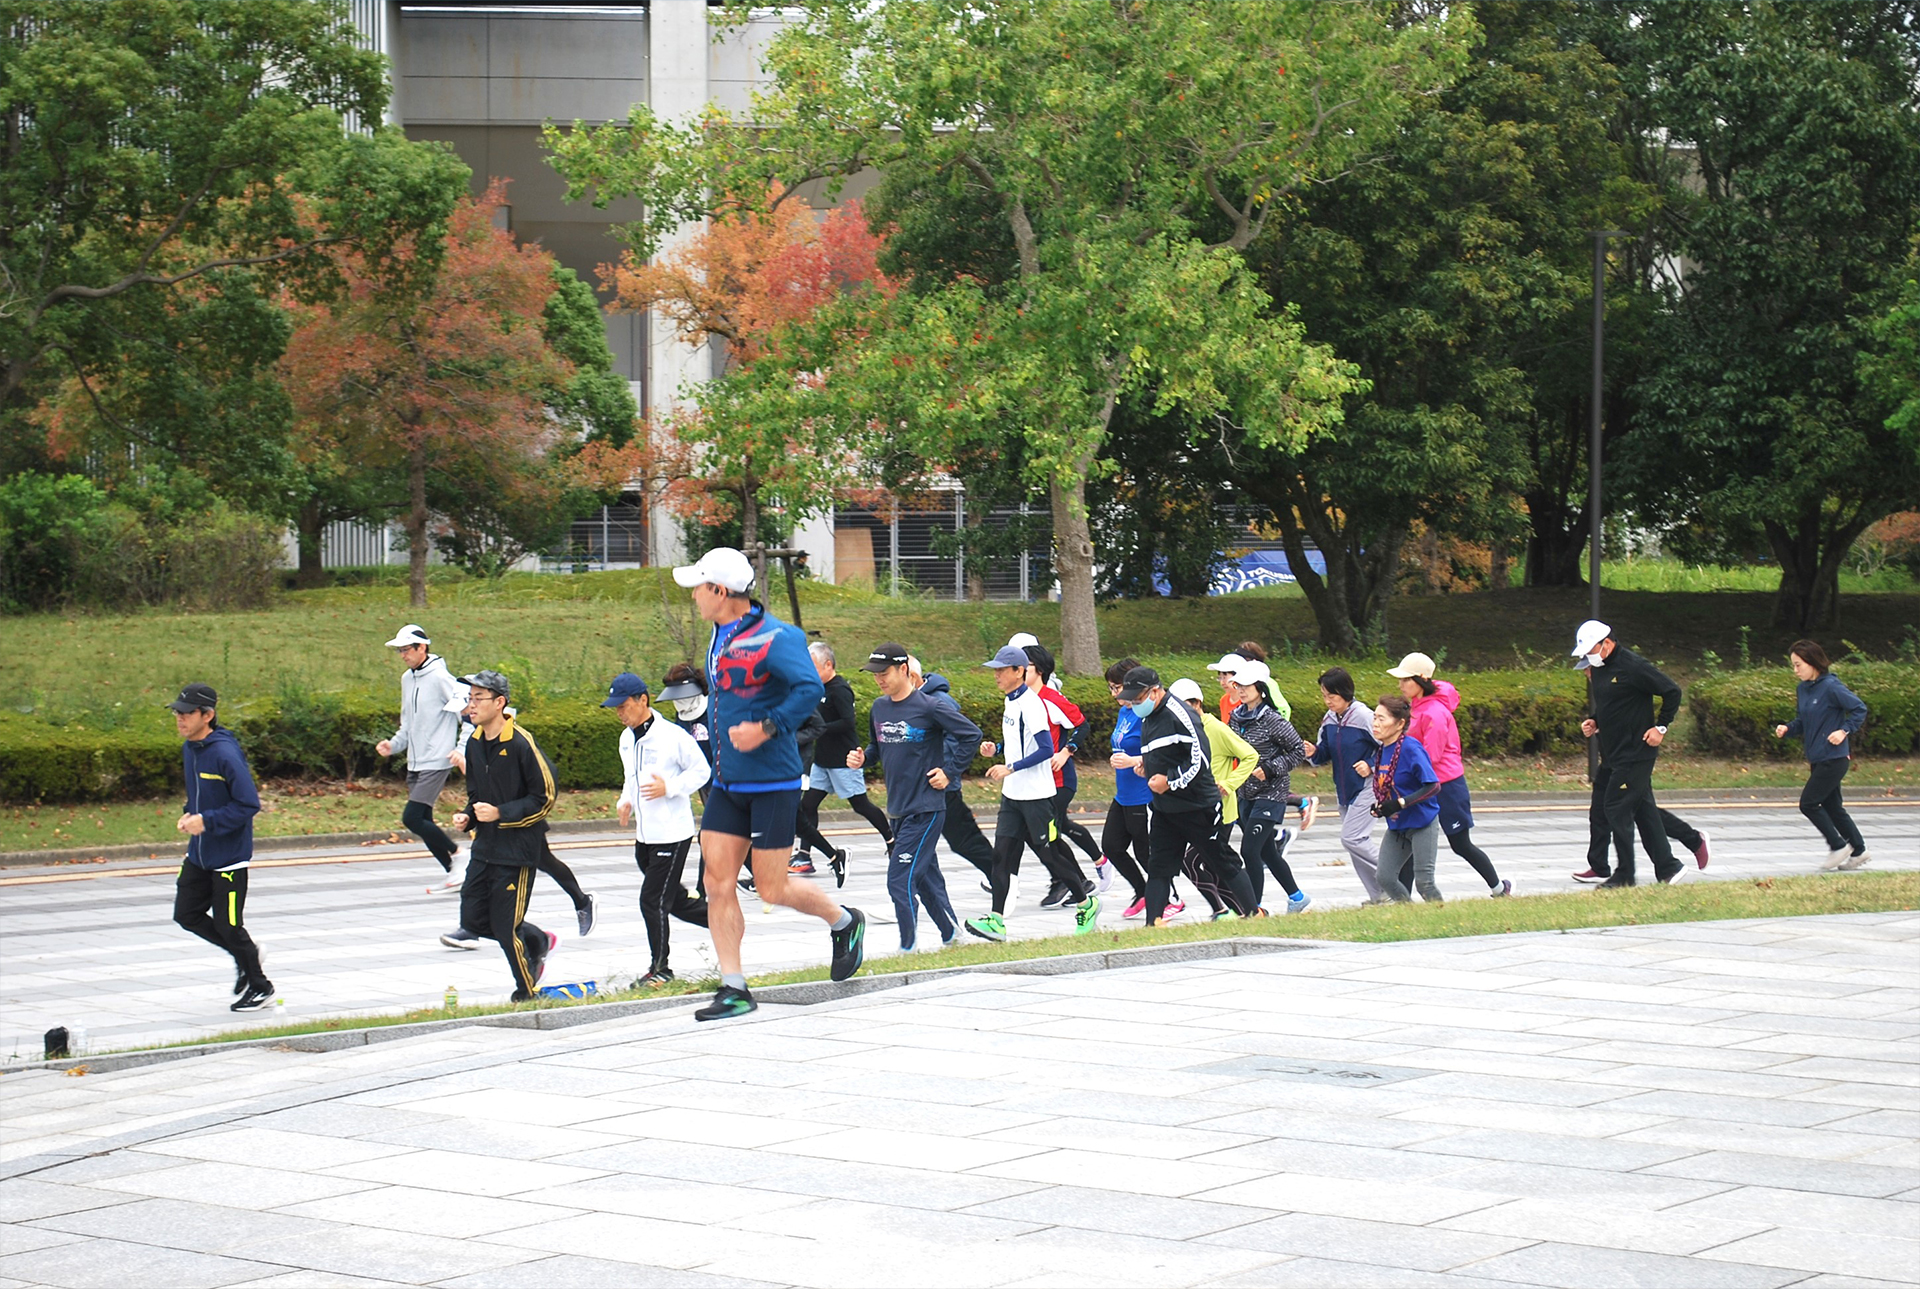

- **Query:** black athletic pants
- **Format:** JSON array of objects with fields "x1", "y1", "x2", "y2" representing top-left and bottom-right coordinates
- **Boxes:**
[
  {"x1": 1146, "y1": 806, "x2": 1218, "y2": 925},
  {"x1": 174, "y1": 863, "x2": 268, "y2": 989},
  {"x1": 798, "y1": 786, "x2": 892, "y2": 858},
  {"x1": 991, "y1": 797, "x2": 1087, "y2": 914},
  {"x1": 460, "y1": 861, "x2": 547, "y2": 1000},
  {"x1": 401, "y1": 801, "x2": 458, "y2": 869},
  {"x1": 943, "y1": 787, "x2": 998, "y2": 877},
  {"x1": 1242, "y1": 799, "x2": 1300, "y2": 907},
  {"x1": 1051, "y1": 782, "x2": 1102, "y2": 867},
  {"x1": 1185, "y1": 819, "x2": 1258, "y2": 916},
  {"x1": 1100, "y1": 799, "x2": 1149, "y2": 900},
  {"x1": 1585, "y1": 776, "x2": 1701, "y2": 878},
  {"x1": 1600, "y1": 759, "x2": 1678, "y2": 882},
  {"x1": 635, "y1": 839, "x2": 709, "y2": 974},
  {"x1": 538, "y1": 843, "x2": 588, "y2": 910},
  {"x1": 1801, "y1": 758, "x2": 1866, "y2": 856}
]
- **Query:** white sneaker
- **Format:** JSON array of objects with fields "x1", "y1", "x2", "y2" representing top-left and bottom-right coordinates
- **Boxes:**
[
  {"x1": 1821, "y1": 847, "x2": 1851, "y2": 871},
  {"x1": 426, "y1": 866, "x2": 462, "y2": 895},
  {"x1": 1299, "y1": 797, "x2": 1320, "y2": 832},
  {"x1": 1841, "y1": 850, "x2": 1872, "y2": 870},
  {"x1": 1093, "y1": 859, "x2": 1114, "y2": 894},
  {"x1": 1007, "y1": 874, "x2": 1022, "y2": 909}
]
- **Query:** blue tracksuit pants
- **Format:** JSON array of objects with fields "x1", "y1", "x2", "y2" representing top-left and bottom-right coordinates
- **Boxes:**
[{"x1": 888, "y1": 810, "x2": 956, "y2": 951}]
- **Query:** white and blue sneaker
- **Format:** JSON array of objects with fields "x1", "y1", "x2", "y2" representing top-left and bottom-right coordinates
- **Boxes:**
[{"x1": 1286, "y1": 891, "x2": 1313, "y2": 915}]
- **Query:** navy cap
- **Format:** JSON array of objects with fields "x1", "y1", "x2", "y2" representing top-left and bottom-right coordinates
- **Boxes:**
[
  {"x1": 167, "y1": 682, "x2": 217, "y2": 713},
  {"x1": 1115, "y1": 665, "x2": 1161, "y2": 702},
  {"x1": 983, "y1": 645, "x2": 1031, "y2": 669},
  {"x1": 602, "y1": 672, "x2": 649, "y2": 707}
]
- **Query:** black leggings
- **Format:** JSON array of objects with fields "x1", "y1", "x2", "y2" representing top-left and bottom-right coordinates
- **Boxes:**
[
  {"x1": 1053, "y1": 783, "x2": 1102, "y2": 864},
  {"x1": 1402, "y1": 829, "x2": 1500, "y2": 893},
  {"x1": 1241, "y1": 803, "x2": 1300, "y2": 906},
  {"x1": 1184, "y1": 822, "x2": 1258, "y2": 916},
  {"x1": 797, "y1": 787, "x2": 892, "y2": 856},
  {"x1": 1801, "y1": 758, "x2": 1866, "y2": 855},
  {"x1": 538, "y1": 844, "x2": 588, "y2": 910},
  {"x1": 401, "y1": 800, "x2": 458, "y2": 868},
  {"x1": 1100, "y1": 800, "x2": 1149, "y2": 900}
]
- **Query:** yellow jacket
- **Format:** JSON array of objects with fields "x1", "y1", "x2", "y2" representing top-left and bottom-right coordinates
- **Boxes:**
[{"x1": 1201, "y1": 711, "x2": 1258, "y2": 825}]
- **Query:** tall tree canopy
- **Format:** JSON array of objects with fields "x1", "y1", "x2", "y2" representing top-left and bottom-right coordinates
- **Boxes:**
[{"x1": 551, "y1": 0, "x2": 1469, "y2": 673}]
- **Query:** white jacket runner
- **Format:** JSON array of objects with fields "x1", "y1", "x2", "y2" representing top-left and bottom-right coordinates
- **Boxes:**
[
  {"x1": 389, "y1": 654, "x2": 467, "y2": 771},
  {"x1": 618, "y1": 715, "x2": 711, "y2": 844}
]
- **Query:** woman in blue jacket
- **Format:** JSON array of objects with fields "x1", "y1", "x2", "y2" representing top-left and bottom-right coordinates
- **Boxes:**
[
  {"x1": 1773, "y1": 640, "x2": 1871, "y2": 870},
  {"x1": 1351, "y1": 694, "x2": 1443, "y2": 903}
]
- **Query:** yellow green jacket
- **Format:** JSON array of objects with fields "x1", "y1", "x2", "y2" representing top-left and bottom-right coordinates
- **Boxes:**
[{"x1": 1201, "y1": 712, "x2": 1258, "y2": 825}]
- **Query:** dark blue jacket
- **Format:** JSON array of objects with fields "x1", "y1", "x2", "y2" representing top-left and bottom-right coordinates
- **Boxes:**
[
  {"x1": 1310, "y1": 704, "x2": 1379, "y2": 809},
  {"x1": 1785, "y1": 673, "x2": 1868, "y2": 763},
  {"x1": 705, "y1": 601, "x2": 824, "y2": 791},
  {"x1": 181, "y1": 726, "x2": 260, "y2": 869},
  {"x1": 865, "y1": 688, "x2": 982, "y2": 819},
  {"x1": 921, "y1": 674, "x2": 978, "y2": 783},
  {"x1": 1370, "y1": 734, "x2": 1440, "y2": 832}
]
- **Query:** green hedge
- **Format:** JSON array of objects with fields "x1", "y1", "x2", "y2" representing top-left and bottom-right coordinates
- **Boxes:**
[
  {"x1": 0, "y1": 661, "x2": 1593, "y2": 803},
  {"x1": 1689, "y1": 662, "x2": 1918, "y2": 757}
]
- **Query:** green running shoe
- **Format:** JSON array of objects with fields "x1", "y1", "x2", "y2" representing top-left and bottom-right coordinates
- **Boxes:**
[
  {"x1": 694, "y1": 984, "x2": 756, "y2": 1022},
  {"x1": 965, "y1": 912, "x2": 1007, "y2": 942},
  {"x1": 829, "y1": 906, "x2": 867, "y2": 981},
  {"x1": 1073, "y1": 894, "x2": 1101, "y2": 935},
  {"x1": 1211, "y1": 909, "x2": 1240, "y2": 922}
]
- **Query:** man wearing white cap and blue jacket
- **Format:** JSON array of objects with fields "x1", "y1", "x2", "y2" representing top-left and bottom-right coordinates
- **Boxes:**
[
  {"x1": 674, "y1": 547, "x2": 866, "y2": 1021},
  {"x1": 376, "y1": 624, "x2": 468, "y2": 893}
]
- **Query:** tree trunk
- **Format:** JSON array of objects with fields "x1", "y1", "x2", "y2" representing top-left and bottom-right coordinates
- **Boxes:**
[
  {"x1": 1766, "y1": 514, "x2": 1867, "y2": 632},
  {"x1": 1050, "y1": 472, "x2": 1101, "y2": 675},
  {"x1": 1488, "y1": 538, "x2": 1508, "y2": 593},
  {"x1": 1418, "y1": 525, "x2": 1441, "y2": 595},
  {"x1": 964, "y1": 501, "x2": 987, "y2": 602},
  {"x1": 1523, "y1": 490, "x2": 1588, "y2": 587},
  {"x1": 294, "y1": 499, "x2": 328, "y2": 589},
  {"x1": 407, "y1": 439, "x2": 429, "y2": 609}
]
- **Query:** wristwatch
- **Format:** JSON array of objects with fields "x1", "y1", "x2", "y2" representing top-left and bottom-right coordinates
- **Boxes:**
[
  {"x1": 759, "y1": 718, "x2": 779, "y2": 739},
  {"x1": 1654, "y1": 725, "x2": 1668, "y2": 735}
]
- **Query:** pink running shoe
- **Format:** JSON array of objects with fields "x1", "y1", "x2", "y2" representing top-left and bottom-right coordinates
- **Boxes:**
[
  {"x1": 1693, "y1": 830, "x2": 1711, "y2": 870},
  {"x1": 1123, "y1": 896, "x2": 1146, "y2": 920}
]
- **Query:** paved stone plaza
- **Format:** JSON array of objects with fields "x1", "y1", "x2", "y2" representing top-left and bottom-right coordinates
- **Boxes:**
[
  {"x1": 2, "y1": 799, "x2": 1914, "y2": 1059},
  {"x1": 1, "y1": 909, "x2": 1917, "y2": 1288}
]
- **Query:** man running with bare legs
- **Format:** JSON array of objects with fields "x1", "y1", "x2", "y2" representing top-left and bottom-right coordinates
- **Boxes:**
[{"x1": 676, "y1": 548, "x2": 865, "y2": 1021}]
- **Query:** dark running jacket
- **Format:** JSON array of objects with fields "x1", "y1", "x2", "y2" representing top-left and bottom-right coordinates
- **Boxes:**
[
  {"x1": 1139, "y1": 695, "x2": 1218, "y2": 815},
  {"x1": 181, "y1": 726, "x2": 260, "y2": 870},
  {"x1": 461, "y1": 716, "x2": 557, "y2": 867},
  {"x1": 705, "y1": 601, "x2": 823, "y2": 791},
  {"x1": 1785, "y1": 672, "x2": 1869, "y2": 764},
  {"x1": 1587, "y1": 646, "x2": 1683, "y2": 768}
]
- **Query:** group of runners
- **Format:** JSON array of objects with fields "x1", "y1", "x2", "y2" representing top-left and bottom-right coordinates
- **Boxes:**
[{"x1": 163, "y1": 547, "x2": 1877, "y2": 1020}]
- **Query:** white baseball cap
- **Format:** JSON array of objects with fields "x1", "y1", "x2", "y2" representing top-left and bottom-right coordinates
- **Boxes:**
[
  {"x1": 1386, "y1": 651, "x2": 1436, "y2": 679},
  {"x1": 1571, "y1": 619, "x2": 1611, "y2": 656},
  {"x1": 1007, "y1": 632, "x2": 1040, "y2": 649},
  {"x1": 383, "y1": 624, "x2": 430, "y2": 648},
  {"x1": 672, "y1": 547, "x2": 754, "y2": 593},
  {"x1": 1228, "y1": 659, "x2": 1273, "y2": 688},
  {"x1": 1206, "y1": 652, "x2": 1245, "y2": 673},
  {"x1": 1168, "y1": 677, "x2": 1205, "y2": 703}
]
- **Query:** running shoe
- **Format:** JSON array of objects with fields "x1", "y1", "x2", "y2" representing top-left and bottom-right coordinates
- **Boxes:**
[
  {"x1": 1597, "y1": 874, "x2": 1635, "y2": 889},
  {"x1": 789, "y1": 857, "x2": 817, "y2": 876},
  {"x1": 1094, "y1": 859, "x2": 1114, "y2": 894},
  {"x1": 1571, "y1": 869, "x2": 1607, "y2": 884},
  {"x1": 1286, "y1": 891, "x2": 1312, "y2": 914},
  {"x1": 231, "y1": 981, "x2": 274, "y2": 1012},
  {"x1": 1008, "y1": 874, "x2": 1022, "y2": 908},
  {"x1": 1821, "y1": 847, "x2": 1851, "y2": 871},
  {"x1": 233, "y1": 964, "x2": 247, "y2": 997},
  {"x1": 965, "y1": 912, "x2": 1007, "y2": 942},
  {"x1": 440, "y1": 928, "x2": 482, "y2": 950},
  {"x1": 1841, "y1": 850, "x2": 1873, "y2": 870},
  {"x1": 829, "y1": 907, "x2": 866, "y2": 981},
  {"x1": 426, "y1": 862, "x2": 463, "y2": 895},
  {"x1": 1693, "y1": 830, "x2": 1711, "y2": 870},
  {"x1": 1123, "y1": 896, "x2": 1146, "y2": 920},
  {"x1": 830, "y1": 848, "x2": 848, "y2": 889},
  {"x1": 1660, "y1": 865, "x2": 1693, "y2": 886},
  {"x1": 738, "y1": 872, "x2": 757, "y2": 894},
  {"x1": 528, "y1": 931, "x2": 556, "y2": 984},
  {"x1": 638, "y1": 968, "x2": 675, "y2": 987},
  {"x1": 1299, "y1": 796, "x2": 1320, "y2": 832},
  {"x1": 1164, "y1": 899, "x2": 1186, "y2": 919},
  {"x1": 1039, "y1": 883, "x2": 1073, "y2": 910},
  {"x1": 1490, "y1": 880, "x2": 1512, "y2": 898},
  {"x1": 1073, "y1": 894, "x2": 1101, "y2": 935},
  {"x1": 577, "y1": 892, "x2": 598, "y2": 937},
  {"x1": 694, "y1": 984, "x2": 757, "y2": 1021},
  {"x1": 1278, "y1": 826, "x2": 1295, "y2": 858},
  {"x1": 1210, "y1": 909, "x2": 1240, "y2": 923}
]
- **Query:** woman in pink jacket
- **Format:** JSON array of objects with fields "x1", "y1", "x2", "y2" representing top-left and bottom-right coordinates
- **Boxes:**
[{"x1": 1386, "y1": 653, "x2": 1511, "y2": 897}]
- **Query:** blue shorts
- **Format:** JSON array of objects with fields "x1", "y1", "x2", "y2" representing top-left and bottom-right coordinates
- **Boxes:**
[
  {"x1": 1438, "y1": 777, "x2": 1475, "y2": 835},
  {"x1": 702, "y1": 785, "x2": 802, "y2": 852},
  {"x1": 809, "y1": 764, "x2": 868, "y2": 798}
]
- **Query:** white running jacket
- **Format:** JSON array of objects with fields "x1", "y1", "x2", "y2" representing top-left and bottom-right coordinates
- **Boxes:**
[{"x1": 618, "y1": 716, "x2": 711, "y2": 844}]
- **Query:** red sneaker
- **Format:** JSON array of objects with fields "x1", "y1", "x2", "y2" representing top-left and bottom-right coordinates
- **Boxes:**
[
  {"x1": 1693, "y1": 830, "x2": 1711, "y2": 870},
  {"x1": 1571, "y1": 869, "x2": 1607, "y2": 884}
]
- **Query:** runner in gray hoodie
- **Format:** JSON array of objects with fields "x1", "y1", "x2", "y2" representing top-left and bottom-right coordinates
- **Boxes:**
[{"x1": 376, "y1": 625, "x2": 467, "y2": 892}]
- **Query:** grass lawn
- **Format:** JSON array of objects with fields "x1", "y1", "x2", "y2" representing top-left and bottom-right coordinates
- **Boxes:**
[{"x1": 106, "y1": 869, "x2": 1920, "y2": 1057}]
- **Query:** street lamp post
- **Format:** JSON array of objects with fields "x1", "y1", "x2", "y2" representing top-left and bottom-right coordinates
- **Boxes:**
[{"x1": 1590, "y1": 230, "x2": 1631, "y2": 781}]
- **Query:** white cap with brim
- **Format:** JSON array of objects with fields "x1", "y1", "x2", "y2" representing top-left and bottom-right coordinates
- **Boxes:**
[
  {"x1": 1206, "y1": 653, "x2": 1245, "y2": 673},
  {"x1": 1228, "y1": 659, "x2": 1273, "y2": 688},
  {"x1": 384, "y1": 624, "x2": 430, "y2": 648},
  {"x1": 672, "y1": 547, "x2": 755, "y2": 594},
  {"x1": 1007, "y1": 632, "x2": 1039, "y2": 649},
  {"x1": 1168, "y1": 677, "x2": 1205, "y2": 703},
  {"x1": 1572, "y1": 619, "x2": 1611, "y2": 657},
  {"x1": 1386, "y1": 651, "x2": 1436, "y2": 679}
]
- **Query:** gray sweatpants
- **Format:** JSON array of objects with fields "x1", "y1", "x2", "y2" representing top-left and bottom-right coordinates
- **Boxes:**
[
  {"x1": 1339, "y1": 798, "x2": 1382, "y2": 901},
  {"x1": 1377, "y1": 823, "x2": 1442, "y2": 903}
]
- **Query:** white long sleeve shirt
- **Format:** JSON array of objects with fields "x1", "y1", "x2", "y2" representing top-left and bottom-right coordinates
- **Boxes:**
[{"x1": 618, "y1": 715, "x2": 711, "y2": 844}]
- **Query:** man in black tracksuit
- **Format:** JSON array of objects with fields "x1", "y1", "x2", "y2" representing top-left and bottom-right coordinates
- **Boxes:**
[
  {"x1": 450, "y1": 669, "x2": 557, "y2": 999},
  {"x1": 1116, "y1": 666, "x2": 1222, "y2": 925},
  {"x1": 1573, "y1": 622, "x2": 1685, "y2": 887}
]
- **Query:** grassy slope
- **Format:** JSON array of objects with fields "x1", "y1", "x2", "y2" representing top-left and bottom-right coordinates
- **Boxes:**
[{"x1": 121, "y1": 870, "x2": 1920, "y2": 1054}]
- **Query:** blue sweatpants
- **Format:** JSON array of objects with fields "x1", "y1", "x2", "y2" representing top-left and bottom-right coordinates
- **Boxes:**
[{"x1": 888, "y1": 810, "x2": 956, "y2": 951}]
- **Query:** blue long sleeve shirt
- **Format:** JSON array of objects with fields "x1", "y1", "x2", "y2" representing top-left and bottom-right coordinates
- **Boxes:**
[
  {"x1": 1310, "y1": 704, "x2": 1379, "y2": 809},
  {"x1": 1784, "y1": 672, "x2": 1868, "y2": 763},
  {"x1": 181, "y1": 727, "x2": 260, "y2": 869},
  {"x1": 705, "y1": 601, "x2": 824, "y2": 791}
]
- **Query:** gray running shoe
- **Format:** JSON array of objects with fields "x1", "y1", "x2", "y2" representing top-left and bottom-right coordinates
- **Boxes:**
[{"x1": 440, "y1": 928, "x2": 482, "y2": 950}]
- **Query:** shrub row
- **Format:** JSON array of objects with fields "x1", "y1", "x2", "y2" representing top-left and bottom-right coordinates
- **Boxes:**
[
  {"x1": 1687, "y1": 662, "x2": 1917, "y2": 757},
  {"x1": 0, "y1": 664, "x2": 1596, "y2": 804}
]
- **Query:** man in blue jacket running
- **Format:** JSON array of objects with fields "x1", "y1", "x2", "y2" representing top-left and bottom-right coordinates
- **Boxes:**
[
  {"x1": 674, "y1": 548, "x2": 866, "y2": 1020},
  {"x1": 168, "y1": 683, "x2": 274, "y2": 1011}
]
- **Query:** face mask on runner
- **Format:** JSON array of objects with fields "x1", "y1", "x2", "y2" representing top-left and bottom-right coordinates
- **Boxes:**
[
  {"x1": 672, "y1": 695, "x2": 708, "y2": 722},
  {"x1": 1585, "y1": 652, "x2": 1606, "y2": 669},
  {"x1": 1129, "y1": 698, "x2": 1157, "y2": 719}
]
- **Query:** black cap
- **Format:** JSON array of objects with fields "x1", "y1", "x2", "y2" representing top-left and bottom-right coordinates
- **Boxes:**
[
  {"x1": 862, "y1": 642, "x2": 911, "y2": 672},
  {"x1": 167, "y1": 682, "x2": 217, "y2": 713},
  {"x1": 1115, "y1": 665, "x2": 1160, "y2": 702}
]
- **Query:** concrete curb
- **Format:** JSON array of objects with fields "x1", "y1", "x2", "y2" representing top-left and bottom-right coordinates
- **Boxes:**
[{"x1": 2, "y1": 936, "x2": 1308, "y2": 1078}]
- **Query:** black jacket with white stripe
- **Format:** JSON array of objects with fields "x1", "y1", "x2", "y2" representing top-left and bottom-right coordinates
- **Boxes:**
[{"x1": 1139, "y1": 695, "x2": 1217, "y2": 814}]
